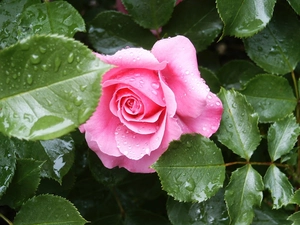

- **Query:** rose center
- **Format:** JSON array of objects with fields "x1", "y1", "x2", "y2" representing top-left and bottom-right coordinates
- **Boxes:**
[{"x1": 124, "y1": 97, "x2": 141, "y2": 115}]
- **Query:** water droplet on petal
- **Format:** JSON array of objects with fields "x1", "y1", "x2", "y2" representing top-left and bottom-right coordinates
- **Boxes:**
[
  {"x1": 151, "y1": 90, "x2": 157, "y2": 95},
  {"x1": 151, "y1": 82, "x2": 160, "y2": 89}
]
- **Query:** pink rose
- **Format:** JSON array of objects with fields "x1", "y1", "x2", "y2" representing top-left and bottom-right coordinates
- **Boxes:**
[{"x1": 80, "y1": 36, "x2": 223, "y2": 173}]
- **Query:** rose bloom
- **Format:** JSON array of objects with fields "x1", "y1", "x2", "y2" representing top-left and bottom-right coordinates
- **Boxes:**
[{"x1": 80, "y1": 36, "x2": 223, "y2": 173}]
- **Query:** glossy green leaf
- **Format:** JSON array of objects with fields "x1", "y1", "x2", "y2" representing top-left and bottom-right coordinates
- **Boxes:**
[
  {"x1": 240, "y1": 74, "x2": 296, "y2": 122},
  {"x1": 0, "y1": 35, "x2": 111, "y2": 140},
  {"x1": 288, "y1": 211, "x2": 300, "y2": 225},
  {"x1": 217, "y1": 60, "x2": 264, "y2": 90},
  {"x1": 264, "y1": 165, "x2": 293, "y2": 209},
  {"x1": 216, "y1": 88, "x2": 261, "y2": 160},
  {"x1": 216, "y1": 0, "x2": 276, "y2": 38},
  {"x1": 0, "y1": 159, "x2": 43, "y2": 209},
  {"x1": 20, "y1": 1, "x2": 85, "y2": 38},
  {"x1": 0, "y1": 133, "x2": 16, "y2": 198},
  {"x1": 267, "y1": 114, "x2": 300, "y2": 161},
  {"x1": 0, "y1": 0, "x2": 40, "y2": 49},
  {"x1": 244, "y1": 3, "x2": 300, "y2": 74},
  {"x1": 88, "y1": 11, "x2": 156, "y2": 54},
  {"x1": 122, "y1": 0, "x2": 176, "y2": 29},
  {"x1": 162, "y1": 0, "x2": 222, "y2": 52},
  {"x1": 124, "y1": 210, "x2": 171, "y2": 225},
  {"x1": 225, "y1": 165, "x2": 264, "y2": 225},
  {"x1": 88, "y1": 151, "x2": 129, "y2": 187},
  {"x1": 14, "y1": 194, "x2": 87, "y2": 225},
  {"x1": 287, "y1": 0, "x2": 300, "y2": 15},
  {"x1": 13, "y1": 135, "x2": 75, "y2": 183},
  {"x1": 152, "y1": 134, "x2": 225, "y2": 202},
  {"x1": 167, "y1": 190, "x2": 229, "y2": 225},
  {"x1": 200, "y1": 67, "x2": 221, "y2": 94}
]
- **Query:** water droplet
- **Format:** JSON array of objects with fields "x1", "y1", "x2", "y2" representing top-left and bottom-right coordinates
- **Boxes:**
[
  {"x1": 232, "y1": 103, "x2": 237, "y2": 108},
  {"x1": 30, "y1": 54, "x2": 41, "y2": 65},
  {"x1": 20, "y1": 42, "x2": 30, "y2": 51},
  {"x1": 26, "y1": 74, "x2": 33, "y2": 85},
  {"x1": 23, "y1": 113, "x2": 34, "y2": 122},
  {"x1": 184, "y1": 178, "x2": 195, "y2": 192},
  {"x1": 151, "y1": 90, "x2": 157, "y2": 95},
  {"x1": 74, "y1": 96, "x2": 83, "y2": 106},
  {"x1": 12, "y1": 73, "x2": 17, "y2": 79},
  {"x1": 207, "y1": 94, "x2": 212, "y2": 99},
  {"x1": 186, "y1": 141, "x2": 192, "y2": 148},
  {"x1": 80, "y1": 85, "x2": 87, "y2": 91},
  {"x1": 151, "y1": 82, "x2": 160, "y2": 89},
  {"x1": 129, "y1": 77, "x2": 135, "y2": 82},
  {"x1": 6, "y1": 78, "x2": 10, "y2": 84},
  {"x1": 67, "y1": 52, "x2": 74, "y2": 63},
  {"x1": 216, "y1": 101, "x2": 221, "y2": 106},
  {"x1": 54, "y1": 57, "x2": 61, "y2": 72},
  {"x1": 66, "y1": 104, "x2": 73, "y2": 112},
  {"x1": 39, "y1": 46, "x2": 46, "y2": 53}
]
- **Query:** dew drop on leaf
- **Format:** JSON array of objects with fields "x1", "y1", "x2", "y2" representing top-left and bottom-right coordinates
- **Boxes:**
[
  {"x1": 67, "y1": 52, "x2": 74, "y2": 63},
  {"x1": 30, "y1": 54, "x2": 41, "y2": 65}
]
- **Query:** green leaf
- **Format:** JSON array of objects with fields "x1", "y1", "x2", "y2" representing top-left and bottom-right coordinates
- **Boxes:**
[
  {"x1": 0, "y1": 0, "x2": 40, "y2": 49},
  {"x1": 124, "y1": 210, "x2": 171, "y2": 225},
  {"x1": 152, "y1": 134, "x2": 225, "y2": 202},
  {"x1": 244, "y1": 3, "x2": 300, "y2": 74},
  {"x1": 216, "y1": 0, "x2": 276, "y2": 38},
  {"x1": 14, "y1": 194, "x2": 87, "y2": 225},
  {"x1": 264, "y1": 165, "x2": 293, "y2": 209},
  {"x1": 216, "y1": 88, "x2": 261, "y2": 160},
  {"x1": 0, "y1": 35, "x2": 111, "y2": 140},
  {"x1": 287, "y1": 0, "x2": 300, "y2": 15},
  {"x1": 88, "y1": 150, "x2": 129, "y2": 187},
  {"x1": 0, "y1": 159, "x2": 43, "y2": 209},
  {"x1": 19, "y1": 1, "x2": 85, "y2": 38},
  {"x1": 288, "y1": 211, "x2": 300, "y2": 225},
  {"x1": 240, "y1": 74, "x2": 297, "y2": 122},
  {"x1": 14, "y1": 135, "x2": 75, "y2": 183},
  {"x1": 88, "y1": 11, "x2": 156, "y2": 54},
  {"x1": 0, "y1": 133, "x2": 17, "y2": 198},
  {"x1": 217, "y1": 60, "x2": 264, "y2": 90},
  {"x1": 162, "y1": 0, "x2": 222, "y2": 52},
  {"x1": 225, "y1": 165, "x2": 264, "y2": 225},
  {"x1": 267, "y1": 114, "x2": 300, "y2": 161},
  {"x1": 122, "y1": 0, "x2": 176, "y2": 29},
  {"x1": 200, "y1": 67, "x2": 221, "y2": 94},
  {"x1": 167, "y1": 190, "x2": 229, "y2": 225},
  {"x1": 291, "y1": 189, "x2": 300, "y2": 205}
]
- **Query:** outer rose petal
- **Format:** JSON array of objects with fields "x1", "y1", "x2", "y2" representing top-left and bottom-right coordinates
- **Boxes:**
[
  {"x1": 178, "y1": 93, "x2": 223, "y2": 137},
  {"x1": 151, "y1": 36, "x2": 209, "y2": 118}
]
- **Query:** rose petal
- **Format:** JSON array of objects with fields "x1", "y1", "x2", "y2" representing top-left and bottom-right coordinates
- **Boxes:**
[
  {"x1": 151, "y1": 36, "x2": 209, "y2": 118},
  {"x1": 179, "y1": 92, "x2": 223, "y2": 137},
  {"x1": 95, "y1": 48, "x2": 167, "y2": 71}
]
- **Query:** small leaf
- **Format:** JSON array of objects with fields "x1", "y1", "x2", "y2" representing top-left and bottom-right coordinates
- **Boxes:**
[
  {"x1": 290, "y1": 189, "x2": 300, "y2": 205},
  {"x1": 244, "y1": 2, "x2": 300, "y2": 74},
  {"x1": 20, "y1": 1, "x2": 85, "y2": 38},
  {"x1": 88, "y1": 11, "x2": 156, "y2": 54},
  {"x1": 167, "y1": 190, "x2": 229, "y2": 225},
  {"x1": 0, "y1": 35, "x2": 111, "y2": 140},
  {"x1": 14, "y1": 194, "x2": 87, "y2": 225},
  {"x1": 0, "y1": 159, "x2": 43, "y2": 209},
  {"x1": 288, "y1": 211, "x2": 300, "y2": 225},
  {"x1": 217, "y1": 88, "x2": 261, "y2": 160},
  {"x1": 264, "y1": 165, "x2": 294, "y2": 209},
  {"x1": 0, "y1": 133, "x2": 17, "y2": 198},
  {"x1": 267, "y1": 114, "x2": 300, "y2": 161},
  {"x1": 225, "y1": 165, "x2": 264, "y2": 225},
  {"x1": 287, "y1": 0, "x2": 300, "y2": 15},
  {"x1": 240, "y1": 74, "x2": 296, "y2": 122},
  {"x1": 0, "y1": 0, "x2": 40, "y2": 49},
  {"x1": 216, "y1": 0, "x2": 276, "y2": 38},
  {"x1": 122, "y1": 0, "x2": 176, "y2": 29},
  {"x1": 162, "y1": 0, "x2": 222, "y2": 52},
  {"x1": 152, "y1": 134, "x2": 225, "y2": 202},
  {"x1": 217, "y1": 60, "x2": 264, "y2": 90},
  {"x1": 14, "y1": 135, "x2": 75, "y2": 183}
]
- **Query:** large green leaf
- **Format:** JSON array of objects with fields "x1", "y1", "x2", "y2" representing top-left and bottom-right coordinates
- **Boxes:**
[
  {"x1": 152, "y1": 134, "x2": 225, "y2": 202},
  {"x1": 240, "y1": 74, "x2": 296, "y2": 122},
  {"x1": 88, "y1": 11, "x2": 156, "y2": 54},
  {"x1": 216, "y1": 88, "x2": 261, "y2": 160},
  {"x1": 14, "y1": 135, "x2": 75, "y2": 183},
  {"x1": 217, "y1": 60, "x2": 264, "y2": 90},
  {"x1": 167, "y1": 190, "x2": 229, "y2": 225},
  {"x1": 0, "y1": 0, "x2": 40, "y2": 49},
  {"x1": 19, "y1": 1, "x2": 85, "y2": 38},
  {"x1": 287, "y1": 0, "x2": 300, "y2": 15},
  {"x1": 14, "y1": 194, "x2": 87, "y2": 225},
  {"x1": 162, "y1": 0, "x2": 222, "y2": 52},
  {"x1": 0, "y1": 133, "x2": 17, "y2": 198},
  {"x1": 244, "y1": 3, "x2": 300, "y2": 75},
  {"x1": 264, "y1": 165, "x2": 293, "y2": 209},
  {"x1": 122, "y1": 0, "x2": 176, "y2": 30},
  {"x1": 0, "y1": 159, "x2": 43, "y2": 209},
  {"x1": 267, "y1": 114, "x2": 300, "y2": 161},
  {"x1": 0, "y1": 35, "x2": 111, "y2": 140},
  {"x1": 216, "y1": 0, "x2": 276, "y2": 38},
  {"x1": 225, "y1": 165, "x2": 264, "y2": 225}
]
